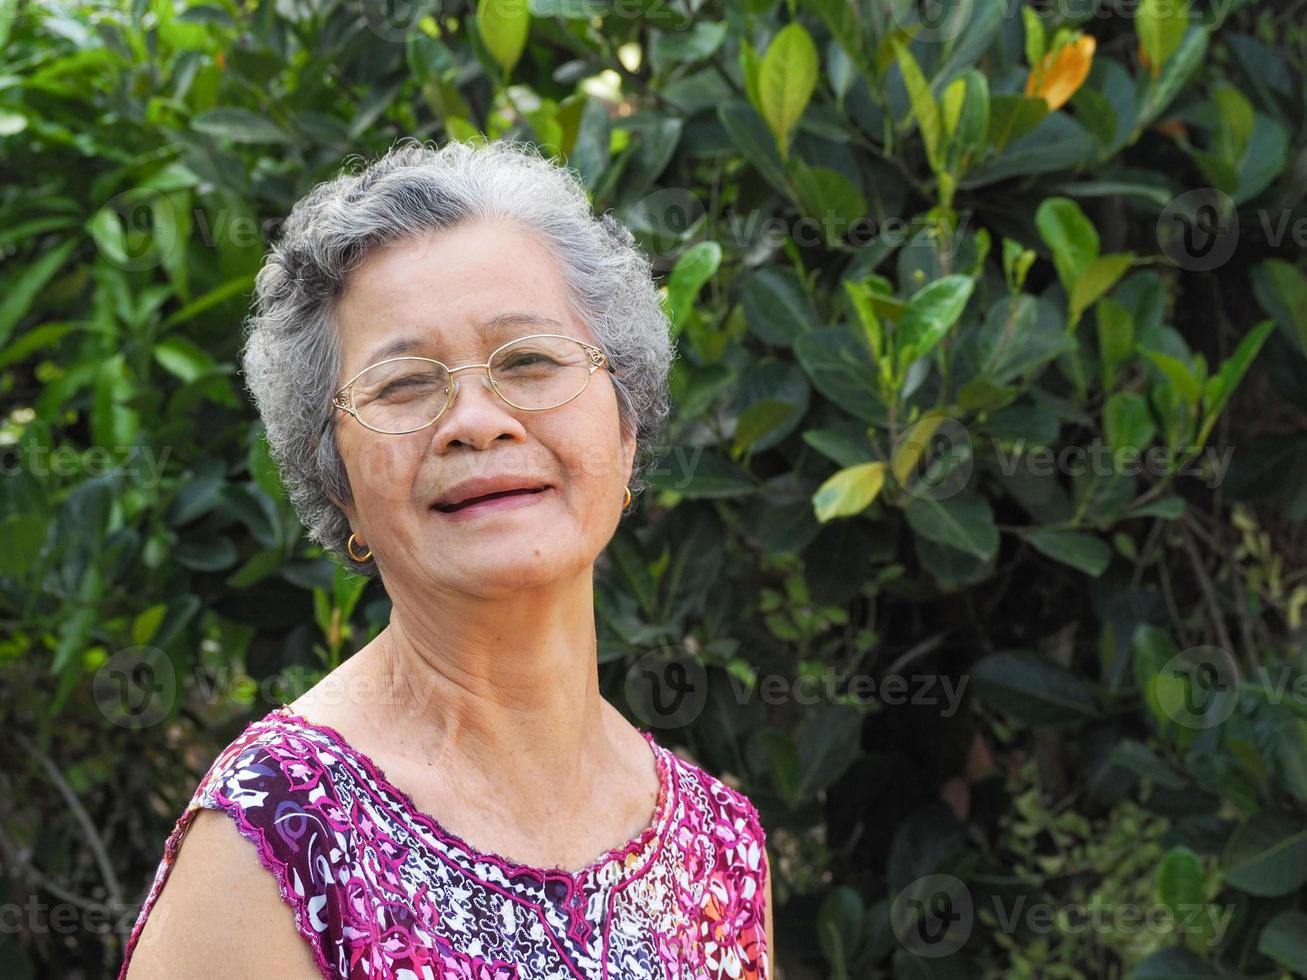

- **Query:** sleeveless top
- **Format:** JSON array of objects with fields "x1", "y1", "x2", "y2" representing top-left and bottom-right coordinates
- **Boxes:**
[{"x1": 116, "y1": 708, "x2": 770, "y2": 980}]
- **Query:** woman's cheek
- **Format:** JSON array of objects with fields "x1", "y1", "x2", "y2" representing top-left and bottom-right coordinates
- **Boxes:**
[{"x1": 348, "y1": 434, "x2": 425, "y2": 507}]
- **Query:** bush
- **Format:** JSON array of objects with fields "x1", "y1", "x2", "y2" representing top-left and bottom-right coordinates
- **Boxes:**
[{"x1": 1, "y1": 0, "x2": 1306, "y2": 977}]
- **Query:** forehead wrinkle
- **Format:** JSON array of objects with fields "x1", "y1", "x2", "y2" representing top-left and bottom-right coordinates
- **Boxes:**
[{"x1": 359, "y1": 311, "x2": 566, "y2": 367}]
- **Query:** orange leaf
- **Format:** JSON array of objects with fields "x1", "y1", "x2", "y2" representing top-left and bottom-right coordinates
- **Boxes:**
[{"x1": 1025, "y1": 34, "x2": 1097, "y2": 112}]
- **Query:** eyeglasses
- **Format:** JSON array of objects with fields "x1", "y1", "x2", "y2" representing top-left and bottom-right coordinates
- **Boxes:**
[{"x1": 332, "y1": 333, "x2": 614, "y2": 435}]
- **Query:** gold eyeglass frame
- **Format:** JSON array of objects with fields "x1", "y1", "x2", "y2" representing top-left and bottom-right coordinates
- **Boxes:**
[{"x1": 331, "y1": 333, "x2": 614, "y2": 435}]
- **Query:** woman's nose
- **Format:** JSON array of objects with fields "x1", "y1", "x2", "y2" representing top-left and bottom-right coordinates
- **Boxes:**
[
  {"x1": 432, "y1": 373, "x2": 522, "y2": 453},
  {"x1": 448, "y1": 374, "x2": 495, "y2": 406}
]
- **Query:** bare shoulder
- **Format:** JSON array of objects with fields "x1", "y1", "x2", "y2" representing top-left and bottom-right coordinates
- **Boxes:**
[{"x1": 123, "y1": 808, "x2": 324, "y2": 980}]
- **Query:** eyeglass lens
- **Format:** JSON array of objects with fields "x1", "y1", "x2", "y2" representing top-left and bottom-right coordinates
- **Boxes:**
[{"x1": 347, "y1": 336, "x2": 594, "y2": 433}]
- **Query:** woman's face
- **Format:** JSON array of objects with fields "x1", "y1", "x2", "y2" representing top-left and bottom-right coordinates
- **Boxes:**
[{"x1": 330, "y1": 218, "x2": 636, "y2": 596}]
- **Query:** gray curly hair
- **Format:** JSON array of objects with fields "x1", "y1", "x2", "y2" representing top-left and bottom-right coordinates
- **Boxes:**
[{"x1": 240, "y1": 137, "x2": 676, "y2": 578}]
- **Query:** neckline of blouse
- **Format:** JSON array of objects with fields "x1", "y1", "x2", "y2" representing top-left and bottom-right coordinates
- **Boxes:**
[{"x1": 264, "y1": 706, "x2": 675, "y2": 888}]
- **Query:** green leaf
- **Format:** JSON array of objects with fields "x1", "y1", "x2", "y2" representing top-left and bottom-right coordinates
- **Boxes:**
[
  {"x1": 1111, "y1": 739, "x2": 1187, "y2": 788},
  {"x1": 192, "y1": 107, "x2": 293, "y2": 144},
  {"x1": 1144, "y1": 350, "x2": 1202, "y2": 407},
  {"x1": 972, "y1": 650, "x2": 1097, "y2": 726},
  {"x1": 987, "y1": 94, "x2": 1049, "y2": 152},
  {"x1": 967, "y1": 113, "x2": 1097, "y2": 187},
  {"x1": 893, "y1": 39, "x2": 943, "y2": 174},
  {"x1": 1223, "y1": 811, "x2": 1307, "y2": 897},
  {"x1": 972, "y1": 294, "x2": 1074, "y2": 385},
  {"x1": 1022, "y1": 6, "x2": 1045, "y2": 68},
  {"x1": 0, "y1": 238, "x2": 78, "y2": 347},
  {"x1": 1156, "y1": 846, "x2": 1205, "y2": 909},
  {"x1": 789, "y1": 162, "x2": 866, "y2": 244},
  {"x1": 1211, "y1": 82, "x2": 1255, "y2": 164},
  {"x1": 1096, "y1": 297, "x2": 1134, "y2": 390},
  {"x1": 161, "y1": 274, "x2": 256, "y2": 329},
  {"x1": 942, "y1": 70, "x2": 989, "y2": 179},
  {"x1": 794, "y1": 328, "x2": 887, "y2": 423},
  {"x1": 248, "y1": 426, "x2": 286, "y2": 503},
  {"x1": 1104, "y1": 391, "x2": 1156, "y2": 455},
  {"x1": 91, "y1": 353, "x2": 139, "y2": 449},
  {"x1": 226, "y1": 546, "x2": 286, "y2": 590},
  {"x1": 648, "y1": 450, "x2": 755, "y2": 498},
  {"x1": 758, "y1": 22, "x2": 819, "y2": 160},
  {"x1": 1137, "y1": 26, "x2": 1207, "y2": 132},
  {"x1": 1070, "y1": 252, "x2": 1134, "y2": 327},
  {"x1": 1024, "y1": 528, "x2": 1110, "y2": 576},
  {"x1": 0, "y1": 514, "x2": 49, "y2": 578},
  {"x1": 743, "y1": 267, "x2": 815, "y2": 348},
  {"x1": 844, "y1": 278, "x2": 884, "y2": 362},
  {"x1": 1252, "y1": 258, "x2": 1307, "y2": 355},
  {"x1": 1137, "y1": 0, "x2": 1188, "y2": 78},
  {"x1": 718, "y1": 101, "x2": 792, "y2": 197},
  {"x1": 733, "y1": 398, "x2": 793, "y2": 457},
  {"x1": 738, "y1": 38, "x2": 762, "y2": 114},
  {"x1": 153, "y1": 335, "x2": 218, "y2": 383},
  {"x1": 0, "y1": 0, "x2": 15, "y2": 53},
  {"x1": 817, "y1": 887, "x2": 864, "y2": 978},
  {"x1": 813, "y1": 461, "x2": 887, "y2": 522},
  {"x1": 895, "y1": 274, "x2": 974, "y2": 376},
  {"x1": 904, "y1": 492, "x2": 998, "y2": 560},
  {"x1": 1054, "y1": 180, "x2": 1173, "y2": 208},
  {"x1": 175, "y1": 532, "x2": 238, "y2": 572},
  {"x1": 1127, "y1": 496, "x2": 1186, "y2": 520},
  {"x1": 477, "y1": 0, "x2": 531, "y2": 76},
  {"x1": 664, "y1": 241, "x2": 721, "y2": 333},
  {"x1": 890, "y1": 414, "x2": 947, "y2": 490},
  {"x1": 796, "y1": 705, "x2": 861, "y2": 797},
  {"x1": 1196, "y1": 319, "x2": 1275, "y2": 448},
  {"x1": 1036, "y1": 196, "x2": 1099, "y2": 295},
  {"x1": 1130, "y1": 948, "x2": 1219, "y2": 978},
  {"x1": 802, "y1": 425, "x2": 876, "y2": 469},
  {"x1": 1259, "y1": 911, "x2": 1307, "y2": 976},
  {"x1": 1002, "y1": 238, "x2": 1036, "y2": 294}
]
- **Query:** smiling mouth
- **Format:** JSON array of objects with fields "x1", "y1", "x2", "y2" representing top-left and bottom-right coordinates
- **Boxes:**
[{"x1": 433, "y1": 487, "x2": 549, "y2": 513}]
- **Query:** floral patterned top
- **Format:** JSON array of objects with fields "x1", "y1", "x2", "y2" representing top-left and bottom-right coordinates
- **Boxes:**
[{"x1": 117, "y1": 708, "x2": 770, "y2": 980}]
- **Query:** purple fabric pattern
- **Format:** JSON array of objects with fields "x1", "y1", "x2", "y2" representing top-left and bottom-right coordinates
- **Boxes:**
[{"x1": 117, "y1": 708, "x2": 769, "y2": 979}]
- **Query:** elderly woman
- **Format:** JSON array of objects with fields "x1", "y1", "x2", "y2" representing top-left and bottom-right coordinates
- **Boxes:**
[{"x1": 118, "y1": 138, "x2": 772, "y2": 980}]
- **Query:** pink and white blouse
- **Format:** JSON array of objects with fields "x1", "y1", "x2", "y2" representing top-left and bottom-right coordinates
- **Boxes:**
[{"x1": 117, "y1": 708, "x2": 770, "y2": 980}]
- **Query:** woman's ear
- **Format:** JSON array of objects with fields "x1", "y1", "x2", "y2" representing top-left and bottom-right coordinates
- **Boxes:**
[{"x1": 328, "y1": 490, "x2": 358, "y2": 529}]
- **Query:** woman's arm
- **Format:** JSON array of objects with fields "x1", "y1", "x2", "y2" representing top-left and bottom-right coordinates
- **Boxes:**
[
  {"x1": 764, "y1": 846, "x2": 777, "y2": 977},
  {"x1": 123, "y1": 809, "x2": 325, "y2": 980}
]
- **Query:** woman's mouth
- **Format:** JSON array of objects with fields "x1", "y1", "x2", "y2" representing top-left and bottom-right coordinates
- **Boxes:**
[{"x1": 431, "y1": 486, "x2": 551, "y2": 517}]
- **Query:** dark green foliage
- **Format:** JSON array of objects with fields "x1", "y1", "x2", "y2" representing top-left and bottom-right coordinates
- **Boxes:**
[{"x1": 2, "y1": 0, "x2": 1306, "y2": 977}]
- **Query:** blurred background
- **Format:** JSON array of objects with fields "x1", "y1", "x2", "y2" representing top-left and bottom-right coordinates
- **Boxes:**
[{"x1": 2, "y1": 0, "x2": 1307, "y2": 976}]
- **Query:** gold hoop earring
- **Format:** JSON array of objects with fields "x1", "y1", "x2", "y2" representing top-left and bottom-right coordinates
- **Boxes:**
[
  {"x1": 622, "y1": 486, "x2": 633, "y2": 511},
  {"x1": 347, "y1": 533, "x2": 373, "y2": 563}
]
